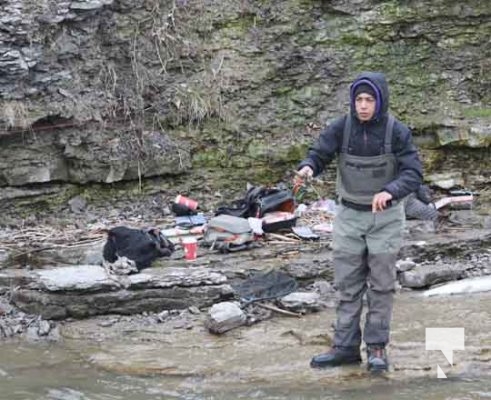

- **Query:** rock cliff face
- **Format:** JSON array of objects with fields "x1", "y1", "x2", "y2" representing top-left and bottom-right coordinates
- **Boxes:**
[
  {"x1": 0, "y1": 0, "x2": 192, "y2": 190},
  {"x1": 0, "y1": 0, "x2": 489, "y2": 211}
]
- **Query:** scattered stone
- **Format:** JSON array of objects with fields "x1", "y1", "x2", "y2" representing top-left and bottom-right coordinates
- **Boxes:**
[
  {"x1": 447, "y1": 210, "x2": 487, "y2": 228},
  {"x1": 400, "y1": 230, "x2": 491, "y2": 262},
  {"x1": 172, "y1": 320, "x2": 189, "y2": 330},
  {"x1": 188, "y1": 306, "x2": 201, "y2": 315},
  {"x1": 12, "y1": 266, "x2": 233, "y2": 320},
  {"x1": 205, "y1": 301, "x2": 246, "y2": 334},
  {"x1": 279, "y1": 292, "x2": 321, "y2": 313},
  {"x1": 98, "y1": 320, "x2": 115, "y2": 328},
  {"x1": 399, "y1": 261, "x2": 473, "y2": 288},
  {"x1": 0, "y1": 297, "x2": 13, "y2": 315},
  {"x1": 157, "y1": 310, "x2": 170, "y2": 322},
  {"x1": 424, "y1": 275, "x2": 491, "y2": 297},
  {"x1": 20, "y1": 318, "x2": 56, "y2": 341},
  {"x1": 405, "y1": 220, "x2": 436, "y2": 236},
  {"x1": 25, "y1": 325, "x2": 39, "y2": 341},
  {"x1": 426, "y1": 172, "x2": 464, "y2": 189},
  {"x1": 282, "y1": 258, "x2": 333, "y2": 280},
  {"x1": 396, "y1": 258, "x2": 417, "y2": 273},
  {"x1": 103, "y1": 256, "x2": 138, "y2": 276},
  {"x1": 243, "y1": 303, "x2": 273, "y2": 325},
  {"x1": 0, "y1": 321, "x2": 14, "y2": 337},
  {"x1": 68, "y1": 195, "x2": 87, "y2": 214},
  {"x1": 34, "y1": 265, "x2": 121, "y2": 292},
  {"x1": 312, "y1": 280, "x2": 337, "y2": 308},
  {"x1": 311, "y1": 280, "x2": 335, "y2": 296},
  {"x1": 38, "y1": 320, "x2": 51, "y2": 336}
]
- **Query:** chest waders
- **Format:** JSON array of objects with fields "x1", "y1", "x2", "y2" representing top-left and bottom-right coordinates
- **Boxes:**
[
  {"x1": 336, "y1": 114, "x2": 397, "y2": 205},
  {"x1": 332, "y1": 114, "x2": 405, "y2": 349}
]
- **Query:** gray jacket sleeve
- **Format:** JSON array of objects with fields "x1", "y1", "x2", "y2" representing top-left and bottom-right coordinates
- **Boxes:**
[
  {"x1": 383, "y1": 122, "x2": 423, "y2": 200},
  {"x1": 297, "y1": 116, "x2": 345, "y2": 177}
]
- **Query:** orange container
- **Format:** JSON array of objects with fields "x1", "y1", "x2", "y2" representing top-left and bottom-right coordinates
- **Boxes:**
[{"x1": 175, "y1": 195, "x2": 198, "y2": 210}]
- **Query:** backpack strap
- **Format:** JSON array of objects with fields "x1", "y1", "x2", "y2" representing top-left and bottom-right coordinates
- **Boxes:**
[
  {"x1": 384, "y1": 114, "x2": 395, "y2": 154},
  {"x1": 245, "y1": 186, "x2": 263, "y2": 206},
  {"x1": 341, "y1": 114, "x2": 351, "y2": 153},
  {"x1": 245, "y1": 186, "x2": 268, "y2": 217}
]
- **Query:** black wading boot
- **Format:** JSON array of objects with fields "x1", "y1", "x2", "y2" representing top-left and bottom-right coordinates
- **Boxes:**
[
  {"x1": 310, "y1": 346, "x2": 362, "y2": 368},
  {"x1": 367, "y1": 344, "x2": 389, "y2": 372}
]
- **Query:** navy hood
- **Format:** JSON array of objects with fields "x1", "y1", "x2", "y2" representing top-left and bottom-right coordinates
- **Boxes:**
[{"x1": 350, "y1": 71, "x2": 390, "y2": 120}]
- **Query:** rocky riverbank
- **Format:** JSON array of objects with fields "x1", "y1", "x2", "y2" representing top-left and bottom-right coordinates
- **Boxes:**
[
  {"x1": 1, "y1": 197, "x2": 490, "y2": 338},
  {"x1": 0, "y1": 193, "x2": 490, "y2": 399}
]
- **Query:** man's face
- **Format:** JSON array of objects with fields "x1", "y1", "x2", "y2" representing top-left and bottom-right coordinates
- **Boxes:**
[{"x1": 355, "y1": 93, "x2": 376, "y2": 121}]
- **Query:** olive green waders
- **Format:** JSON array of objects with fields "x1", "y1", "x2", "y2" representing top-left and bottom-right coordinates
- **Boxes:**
[
  {"x1": 332, "y1": 114, "x2": 404, "y2": 347},
  {"x1": 332, "y1": 203, "x2": 404, "y2": 347}
]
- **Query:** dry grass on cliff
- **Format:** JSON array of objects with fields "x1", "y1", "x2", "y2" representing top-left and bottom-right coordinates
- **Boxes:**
[
  {"x1": 129, "y1": 0, "x2": 227, "y2": 128},
  {"x1": 172, "y1": 79, "x2": 226, "y2": 127},
  {"x1": 0, "y1": 101, "x2": 30, "y2": 130}
]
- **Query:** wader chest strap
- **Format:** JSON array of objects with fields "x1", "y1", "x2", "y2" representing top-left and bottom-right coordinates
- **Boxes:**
[
  {"x1": 341, "y1": 115, "x2": 351, "y2": 153},
  {"x1": 384, "y1": 114, "x2": 395, "y2": 154}
]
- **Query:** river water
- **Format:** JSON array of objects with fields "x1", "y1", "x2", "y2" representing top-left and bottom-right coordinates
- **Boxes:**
[
  {"x1": 3, "y1": 292, "x2": 491, "y2": 400},
  {"x1": 1, "y1": 339, "x2": 491, "y2": 400}
]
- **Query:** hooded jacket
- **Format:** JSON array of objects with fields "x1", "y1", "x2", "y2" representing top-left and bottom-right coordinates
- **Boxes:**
[{"x1": 299, "y1": 71, "x2": 423, "y2": 201}]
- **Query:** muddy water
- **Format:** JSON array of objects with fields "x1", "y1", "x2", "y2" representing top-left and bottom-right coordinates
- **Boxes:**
[
  {"x1": 1, "y1": 344, "x2": 490, "y2": 400},
  {"x1": 1, "y1": 292, "x2": 491, "y2": 399}
]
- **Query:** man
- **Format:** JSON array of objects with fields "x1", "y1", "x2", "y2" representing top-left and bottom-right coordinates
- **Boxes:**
[{"x1": 297, "y1": 71, "x2": 423, "y2": 372}]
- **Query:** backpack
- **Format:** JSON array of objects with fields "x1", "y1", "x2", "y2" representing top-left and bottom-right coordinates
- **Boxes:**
[
  {"x1": 215, "y1": 185, "x2": 296, "y2": 219},
  {"x1": 102, "y1": 226, "x2": 175, "y2": 271},
  {"x1": 261, "y1": 211, "x2": 297, "y2": 233},
  {"x1": 249, "y1": 187, "x2": 296, "y2": 218},
  {"x1": 203, "y1": 215, "x2": 255, "y2": 253}
]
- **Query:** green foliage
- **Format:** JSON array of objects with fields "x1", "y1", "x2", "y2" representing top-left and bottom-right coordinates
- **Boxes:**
[{"x1": 461, "y1": 107, "x2": 491, "y2": 119}]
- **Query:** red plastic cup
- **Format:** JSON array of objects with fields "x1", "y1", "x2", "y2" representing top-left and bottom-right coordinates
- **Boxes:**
[
  {"x1": 182, "y1": 237, "x2": 198, "y2": 261},
  {"x1": 175, "y1": 195, "x2": 198, "y2": 211}
]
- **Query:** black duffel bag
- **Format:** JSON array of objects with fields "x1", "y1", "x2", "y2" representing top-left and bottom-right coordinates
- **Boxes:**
[{"x1": 215, "y1": 185, "x2": 295, "y2": 219}]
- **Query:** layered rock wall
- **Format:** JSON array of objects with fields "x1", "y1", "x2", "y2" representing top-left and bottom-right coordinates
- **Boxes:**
[{"x1": 0, "y1": 0, "x2": 489, "y2": 207}]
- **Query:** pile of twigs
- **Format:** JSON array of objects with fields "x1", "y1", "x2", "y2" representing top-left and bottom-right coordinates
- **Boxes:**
[
  {"x1": 298, "y1": 211, "x2": 335, "y2": 228},
  {"x1": 0, "y1": 225, "x2": 105, "y2": 257}
]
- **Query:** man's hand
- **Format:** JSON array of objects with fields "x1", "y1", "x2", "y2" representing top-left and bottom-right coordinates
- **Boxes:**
[
  {"x1": 372, "y1": 191, "x2": 393, "y2": 213},
  {"x1": 293, "y1": 166, "x2": 314, "y2": 196},
  {"x1": 297, "y1": 166, "x2": 314, "y2": 179}
]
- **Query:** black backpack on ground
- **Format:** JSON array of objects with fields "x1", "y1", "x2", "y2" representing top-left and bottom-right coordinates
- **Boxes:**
[
  {"x1": 215, "y1": 185, "x2": 295, "y2": 219},
  {"x1": 103, "y1": 226, "x2": 174, "y2": 271}
]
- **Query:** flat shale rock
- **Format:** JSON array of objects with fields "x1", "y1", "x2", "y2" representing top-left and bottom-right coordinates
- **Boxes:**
[
  {"x1": 11, "y1": 265, "x2": 233, "y2": 320},
  {"x1": 399, "y1": 261, "x2": 474, "y2": 289}
]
